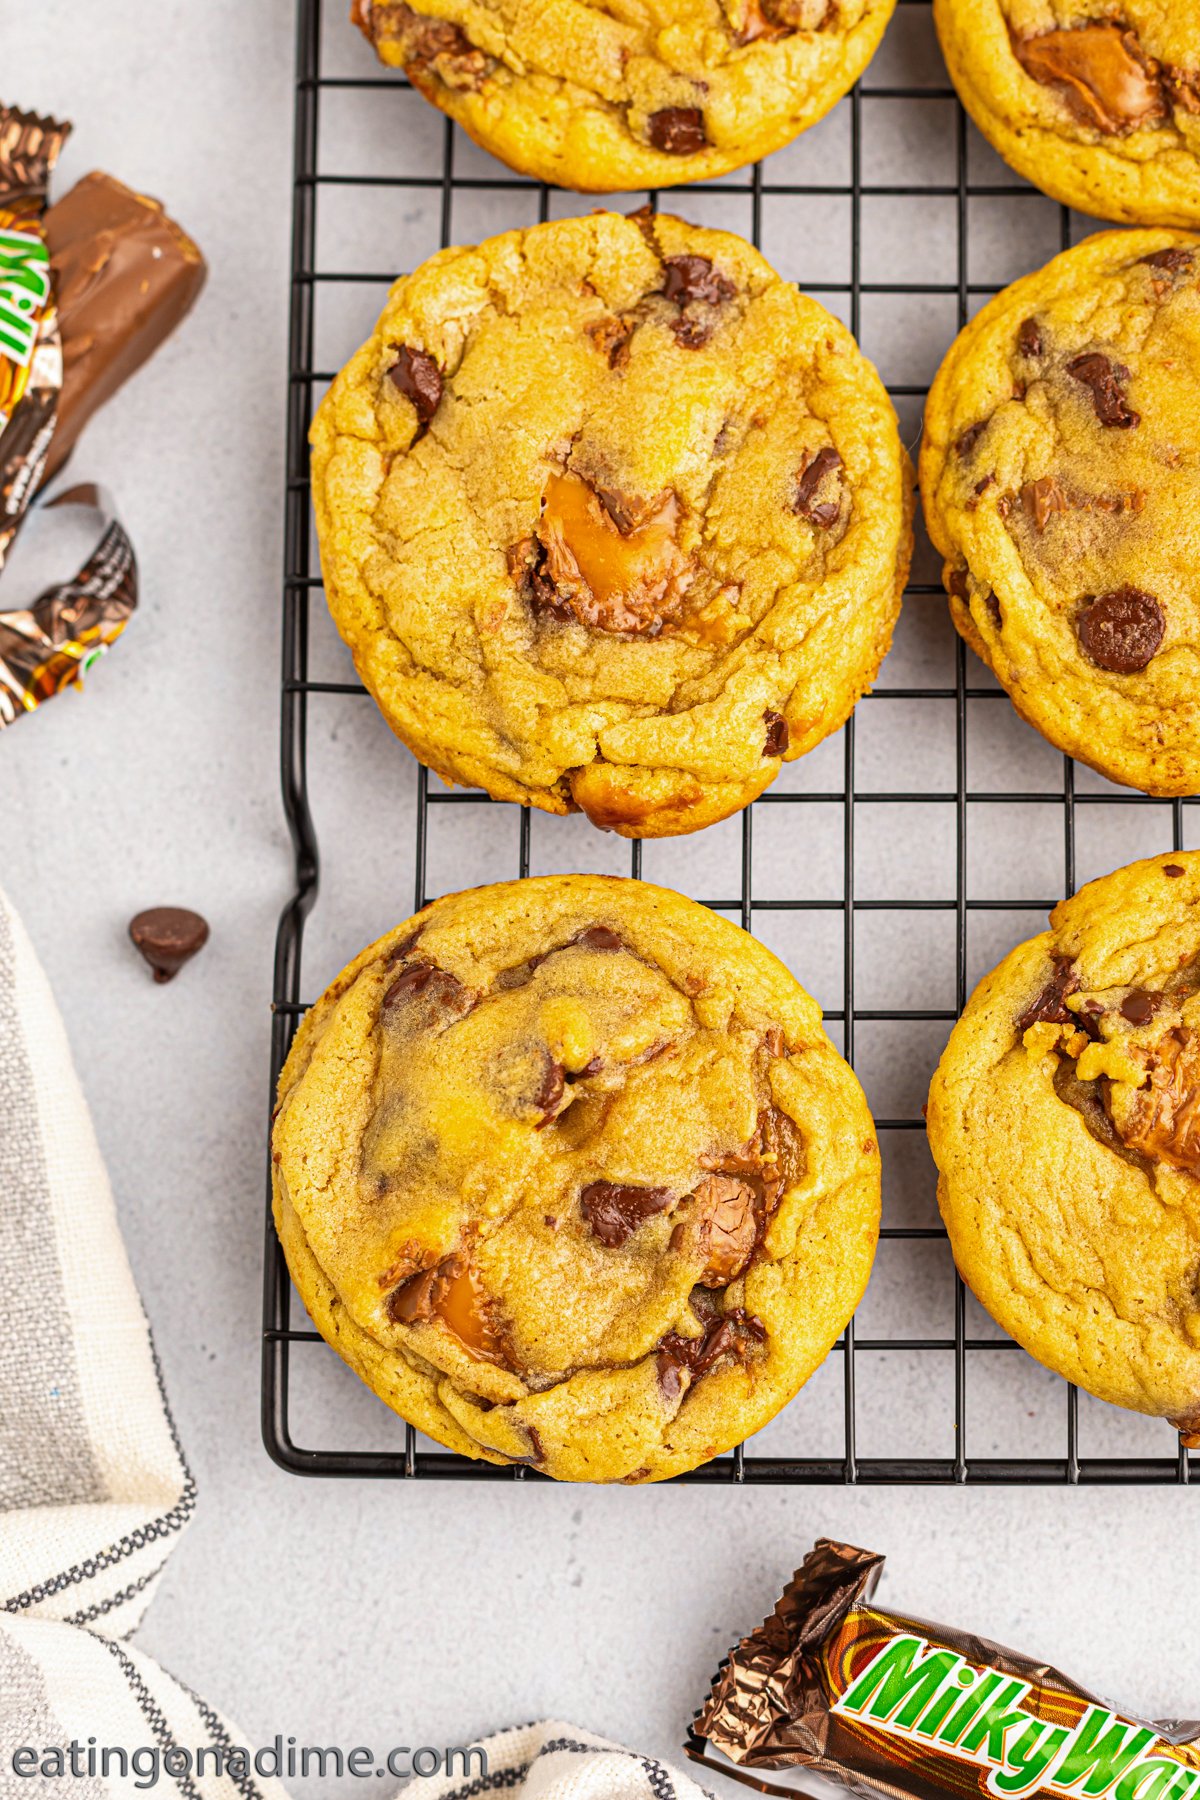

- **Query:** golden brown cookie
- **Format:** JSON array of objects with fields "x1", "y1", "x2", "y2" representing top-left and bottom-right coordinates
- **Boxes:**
[
  {"x1": 311, "y1": 209, "x2": 912, "y2": 838},
  {"x1": 934, "y1": 0, "x2": 1200, "y2": 227},
  {"x1": 353, "y1": 0, "x2": 898, "y2": 192},
  {"x1": 272, "y1": 875, "x2": 880, "y2": 1482},
  {"x1": 920, "y1": 228, "x2": 1200, "y2": 796},
  {"x1": 928, "y1": 850, "x2": 1200, "y2": 1434}
]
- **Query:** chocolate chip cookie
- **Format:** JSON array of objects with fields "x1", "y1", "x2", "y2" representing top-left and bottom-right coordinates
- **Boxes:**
[
  {"x1": 920, "y1": 228, "x2": 1200, "y2": 796},
  {"x1": 928, "y1": 851, "x2": 1200, "y2": 1434},
  {"x1": 271, "y1": 875, "x2": 880, "y2": 1481},
  {"x1": 353, "y1": 0, "x2": 898, "y2": 192},
  {"x1": 311, "y1": 210, "x2": 912, "y2": 837},
  {"x1": 934, "y1": 1, "x2": 1200, "y2": 226}
]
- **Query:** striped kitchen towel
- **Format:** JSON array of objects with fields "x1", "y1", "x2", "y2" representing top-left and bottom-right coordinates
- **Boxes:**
[
  {"x1": 0, "y1": 886, "x2": 287, "y2": 1798},
  {"x1": 416, "y1": 1722, "x2": 712, "y2": 1800}
]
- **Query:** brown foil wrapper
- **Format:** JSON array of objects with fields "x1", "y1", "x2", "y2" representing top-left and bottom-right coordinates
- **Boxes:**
[
  {"x1": 0, "y1": 482, "x2": 137, "y2": 727},
  {"x1": 689, "y1": 1540, "x2": 1200, "y2": 1800},
  {"x1": 43, "y1": 170, "x2": 207, "y2": 483},
  {"x1": 0, "y1": 102, "x2": 71, "y2": 571}
]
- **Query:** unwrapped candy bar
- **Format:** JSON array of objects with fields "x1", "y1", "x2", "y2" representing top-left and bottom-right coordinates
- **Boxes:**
[{"x1": 43, "y1": 169, "x2": 206, "y2": 481}]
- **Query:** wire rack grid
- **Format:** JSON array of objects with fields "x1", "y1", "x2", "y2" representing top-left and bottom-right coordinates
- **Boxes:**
[{"x1": 263, "y1": 0, "x2": 1199, "y2": 1485}]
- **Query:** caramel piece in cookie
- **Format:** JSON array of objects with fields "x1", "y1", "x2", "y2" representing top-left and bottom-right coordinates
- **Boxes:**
[
  {"x1": 312, "y1": 211, "x2": 912, "y2": 837},
  {"x1": 272, "y1": 875, "x2": 880, "y2": 1481},
  {"x1": 921, "y1": 228, "x2": 1200, "y2": 796},
  {"x1": 934, "y1": 1, "x2": 1200, "y2": 227},
  {"x1": 354, "y1": 0, "x2": 898, "y2": 193},
  {"x1": 928, "y1": 850, "x2": 1200, "y2": 1434}
]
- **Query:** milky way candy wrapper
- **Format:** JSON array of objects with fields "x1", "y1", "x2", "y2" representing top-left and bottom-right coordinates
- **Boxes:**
[
  {"x1": 688, "y1": 1540, "x2": 1200, "y2": 1800},
  {"x1": 0, "y1": 483, "x2": 136, "y2": 727},
  {"x1": 0, "y1": 102, "x2": 71, "y2": 571}
]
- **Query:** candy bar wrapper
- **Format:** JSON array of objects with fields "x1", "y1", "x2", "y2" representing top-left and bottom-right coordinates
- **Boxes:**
[
  {"x1": 689, "y1": 1541, "x2": 1200, "y2": 1800},
  {"x1": 0, "y1": 482, "x2": 136, "y2": 727},
  {"x1": 0, "y1": 102, "x2": 71, "y2": 571}
]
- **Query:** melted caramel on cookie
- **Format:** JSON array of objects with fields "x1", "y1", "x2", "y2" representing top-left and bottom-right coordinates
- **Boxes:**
[{"x1": 539, "y1": 471, "x2": 692, "y2": 635}]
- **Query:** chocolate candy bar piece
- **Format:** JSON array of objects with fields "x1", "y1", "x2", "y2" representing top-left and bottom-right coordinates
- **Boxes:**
[
  {"x1": 689, "y1": 1540, "x2": 1200, "y2": 1800},
  {"x1": 43, "y1": 170, "x2": 206, "y2": 481}
]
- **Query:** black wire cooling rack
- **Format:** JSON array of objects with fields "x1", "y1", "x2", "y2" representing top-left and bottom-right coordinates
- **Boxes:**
[{"x1": 263, "y1": 0, "x2": 1199, "y2": 1484}]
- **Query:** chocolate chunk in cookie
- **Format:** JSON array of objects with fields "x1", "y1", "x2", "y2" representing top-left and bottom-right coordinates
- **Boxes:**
[
  {"x1": 1075, "y1": 586, "x2": 1164, "y2": 673},
  {"x1": 646, "y1": 107, "x2": 709, "y2": 155},
  {"x1": 580, "y1": 1180, "x2": 674, "y2": 1247},
  {"x1": 793, "y1": 446, "x2": 844, "y2": 526},
  {"x1": 1067, "y1": 352, "x2": 1139, "y2": 428},
  {"x1": 763, "y1": 710, "x2": 789, "y2": 757},
  {"x1": 388, "y1": 345, "x2": 443, "y2": 425},
  {"x1": 1016, "y1": 955, "x2": 1079, "y2": 1031}
]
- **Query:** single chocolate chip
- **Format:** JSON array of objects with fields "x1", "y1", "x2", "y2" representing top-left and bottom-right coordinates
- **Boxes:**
[
  {"x1": 388, "y1": 345, "x2": 443, "y2": 424},
  {"x1": 1076, "y1": 586, "x2": 1164, "y2": 673},
  {"x1": 129, "y1": 907, "x2": 210, "y2": 983},
  {"x1": 1164, "y1": 864, "x2": 1186, "y2": 877},
  {"x1": 763, "y1": 709, "x2": 789, "y2": 757},
  {"x1": 660, "y1": 255, "x2": 734, "y2": 307},
  {"x1": 1067, "y1": 352, "x2": 1139, "y2": 428},
  {"x1": 1141, "y1": 247, "x2": 1194, "y2": 274},
  {"x1": 1016, "y1": 954, "x2": 1079, "y2": 1032},
  {"x1": 793, "y1": 445, "x2": 843, "y2": 526},
  {"x1": 646, "y1": 106, "x2": 708, "y2": 155},
  {"x1": 580, "y1": 1180, "x2": 674, "y2": 1248},
  {"x1": 1018, "y1": 317, "x2": 1044, "y2": 357},
  {"x1": 956, "y1": 421, "x2": 987, "y2": 459},
  {"x1": 1121, "y1": 989, "x2": 1161, "y2": 1026}
]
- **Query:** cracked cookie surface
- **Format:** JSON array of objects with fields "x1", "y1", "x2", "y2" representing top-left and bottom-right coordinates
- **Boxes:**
[
  {"x1": 927, "y1": 851, "x2": 1200, "y2": 1432},
  {"x1": 352, "y1": 0, "x2": 897, "y2": 191},
  {"x1": 271, "y1": 875, "x2": 880, "y2": 1481},
  {"x1": 311, "y1": 210, "x2": 912, "y2": 838},
  {"x1": 934, "y1": 0, "x2": 1200, "y2": 226},
  {"x1": 920, "y1": 228, "x2": 1200, "y2": 797}
]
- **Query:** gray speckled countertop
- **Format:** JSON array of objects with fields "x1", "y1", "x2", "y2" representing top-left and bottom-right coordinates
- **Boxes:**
[{"x1": 6, "y1": 7, "x2": 1199, "y2": 1795}]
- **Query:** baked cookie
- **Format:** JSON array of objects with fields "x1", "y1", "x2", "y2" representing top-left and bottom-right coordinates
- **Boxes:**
[
  {"x1": 271, "y1": 875, "x2": 880, "y2": 1481},
  {"x1": 934, "y1": 0, "x2": 1200, "y2": 227},
  {"x1": 928, "y1": 852, "x2": 1200, "y2": 1434},
  {"x1": 352, "y1": 0, "x2": 898, "y2": 192},
  {"x1": 311, "y1": 210, "x2": 912, "y2": 838},
  {"x1": 920, "y1": 228, "x2": 1200, "y2": 796}
]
